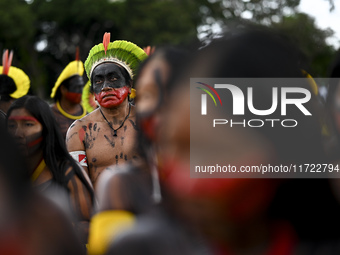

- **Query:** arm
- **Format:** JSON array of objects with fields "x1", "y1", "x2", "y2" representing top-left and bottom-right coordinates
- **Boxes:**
[
  {"x1": 66, "y1": 120, "x2": 90, "y2": 177},
  {"x1": 66, "y1": 166, "x2": 94, "y2": 245}
]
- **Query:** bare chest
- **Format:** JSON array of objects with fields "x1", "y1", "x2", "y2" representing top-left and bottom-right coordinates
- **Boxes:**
[{"x1": 81, "y1": 119, "x2": 140, "y2": 183}]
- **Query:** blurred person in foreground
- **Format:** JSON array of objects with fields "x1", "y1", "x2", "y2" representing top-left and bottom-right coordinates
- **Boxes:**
[
  {"x1": 108, "y1": 28, "x2": 340, "y2": 255},
  {"x1": 0, "y1": 124, "x2": 85, "y2": 255},
  {"x1": 325, "y1": 52, "x2": 340, "y2": 157},
  {"x1": 0, "y1": 49, "x2": 30, "y2": 114},
  {"x1": 50, "y1": 50, "x2": 87, "y2": 139},
  {"x1": 6, "y1": 95, "x2": 94, "y2": 245},
  {"x1": 323, "y1": 51, "x2": 340, "y2": 217},
  {"x1": 66, "y1": 33, "x2": 148, "y2": 188},
  {"x1": 87, "y1": 46, "x2": 187, "y2": 255}
]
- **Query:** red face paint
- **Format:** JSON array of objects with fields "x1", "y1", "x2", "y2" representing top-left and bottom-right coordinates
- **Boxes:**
[
  {"x1": 27, "y1": 136, "x2": 43, "y2": 148},
  {"x1": 8, "y1": 116, "x2": 39, "y2": 122},
  {"x1": 14, "y1": 131, "x2": 43, "y2": 157},
  {"x1": 140, "y1": 115, "x2": 157, "y2": 141},
  {"x1": 94, "y1": 86, "x2": 130, "y2": 108},
  {"x1": 160, "y1": 157, "x2": 279, "y2": 223},
  {"x1": 65, "y1": 92, "x2": 82, "y2": 104}
]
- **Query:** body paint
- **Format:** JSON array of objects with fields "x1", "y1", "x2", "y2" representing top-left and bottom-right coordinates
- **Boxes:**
[{"x1": 78, "y1": 126, "x2": 86, "y2": 141}]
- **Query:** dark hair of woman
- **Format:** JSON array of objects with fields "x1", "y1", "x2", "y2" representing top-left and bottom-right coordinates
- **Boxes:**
[{"x1": 6, "y1": 95, "x2": 94, "y2": 199}]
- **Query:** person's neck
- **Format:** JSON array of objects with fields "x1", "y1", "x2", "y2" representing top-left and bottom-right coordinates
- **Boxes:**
[
  {"x1": 59, "y1": 97, "x2": 81, "y2": 115},
  {"x1": 100, "y1": 99, "x2": 130, "y2": 121},
  {"x1": 28, "y1": 150, "x2": 44, "y2": 176}
]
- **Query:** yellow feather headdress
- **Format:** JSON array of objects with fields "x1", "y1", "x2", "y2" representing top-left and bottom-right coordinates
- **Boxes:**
[
  {"x1": 0, "y1": 50, "x2": 30, "y2": 99},
  {"x1": 50, "y1": 60, "x2": 84, "y2": 98},
  {"x1": 84, "y1": 33, "x2": 148, "y2": 81}
]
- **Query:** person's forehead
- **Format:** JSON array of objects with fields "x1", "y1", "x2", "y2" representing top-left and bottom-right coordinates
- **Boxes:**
[
  {"x1": 9, "y1": 108, "x2": 36, "y2": 120},
  {"x1": 68, "y1": 75, "x2": 84, "y2": 85},
  {"x1": 10, "y1": 108, "x2": 31, "y2": 116},
  {"x1": 92, "y1": 62, "x2": 123, "y2": 76}
]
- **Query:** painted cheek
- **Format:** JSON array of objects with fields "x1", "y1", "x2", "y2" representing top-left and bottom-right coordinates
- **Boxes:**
[
  {"x1": 21, "y1": 131, "x2": 43, "y2": 156},
  {"x1": 65, "y1": 92, "x2": 82, "y2": 104},
  {"x1": 140, "y1": 116, "x2": 157, "y2": 141},
  {"x1": 93, "y1": 84, "x2": 103, "y2": 95},
  {"x1": 95, "y1": 87, "x2": 129, "y2": 108},
  {"x1": 159, "y1": 158, "x2": 277, "y2": 223}
]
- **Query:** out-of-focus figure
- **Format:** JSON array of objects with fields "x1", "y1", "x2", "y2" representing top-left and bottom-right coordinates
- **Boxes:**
[
  {"x1": 7, "y1": 95, "x2": 94, "y2": 245},
  {"x1": 0, "y1": 124, "x2": 85, "y2": 255},
  {"x1": 50, "y1": 49, "x2": 86, "y2": 139},
  {"x1": 0, "y1": 49, "x2": 30, "y2": 114},
  {"x1": 109, "y1": 28, "x2": 340, "y2": 255}
]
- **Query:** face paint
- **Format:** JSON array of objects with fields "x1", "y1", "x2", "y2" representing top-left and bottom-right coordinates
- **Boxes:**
[
  {"x1": 25, "y1": 131, "x2": 43, "y2": 156},
  {"x1": 65, "y1": 91, "x2": 82, "y2": 104},
  {"x1": 139, "y1": 115, "x2": 158, "y2": 142},
  {"x1": 10, "y1": 130, "x2": 43, "y2": 157},
  {"x1": 94, "y1": 86, "x2": 130, "y2": 108},
  {"x1": 67, "y1": 75, "x2": 84, "y2": 94},
  {"x1": 91, "y1": 63, "x2": 128, "y2": 94},
  {"x1": 8, "y1": 116, "x2": 38, "y2": 122},
  {"x1": 7, "y1": 109, "x2": 44, "y2": 157},
  {"x1": 159, "y1": 157, "x2": 278, "y2": 224}
]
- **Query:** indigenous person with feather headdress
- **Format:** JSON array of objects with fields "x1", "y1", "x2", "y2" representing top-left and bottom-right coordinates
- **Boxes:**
[
  {"x1": 66, "y1": 33, "x2": 148, "y2": 188},
  {"x1": 50, "y1": 49, "x2": 87, "y2": 139},
  {"x1": 0, "y1": 49, "x2": 30, "y2": 115}
]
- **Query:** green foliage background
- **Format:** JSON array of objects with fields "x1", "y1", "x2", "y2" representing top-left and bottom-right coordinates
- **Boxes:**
[{"x1": 0, "y1": 0, "x2": 337, "y2": 99}]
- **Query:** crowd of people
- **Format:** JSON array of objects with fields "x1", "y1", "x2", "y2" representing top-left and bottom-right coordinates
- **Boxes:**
[{"x1": 1, "y1": 26, "x2": 340, "y2": 255}]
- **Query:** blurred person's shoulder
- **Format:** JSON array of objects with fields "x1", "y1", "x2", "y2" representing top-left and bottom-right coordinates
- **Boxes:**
[{"x1": 107, "y1": 208, "x2": 212, "y2": 255}]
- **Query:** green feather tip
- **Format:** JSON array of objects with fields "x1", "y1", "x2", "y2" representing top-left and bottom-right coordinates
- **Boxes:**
[{"x1": 84, "y1": 40, "x2": 148, "y2": 80}]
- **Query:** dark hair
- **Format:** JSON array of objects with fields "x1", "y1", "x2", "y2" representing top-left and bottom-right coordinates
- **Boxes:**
[
  {"x1": 0, "y1": 124, "x2": 31, "y2": 214},
  {"x1": 90, "y1": 63, "x2": 132, "y2": 93},
  {"x1": 6, "y1": 95, "x2": 93, "y2": 199},
  {"x1": 196, "y1": 29, "x2": 324, "y2": 164},
  {"x1": 326, "y1": 51, "x2": 340, "y2": 107},
  {"x1": 135, "y1": 46, "x2": 188, "y2": 161},
  {"x1": 136, "y1": 46, "x2": 188, "y2": 93},
  {"x1": 0, "y1": 75, "x2": 16, "y2": 101}
]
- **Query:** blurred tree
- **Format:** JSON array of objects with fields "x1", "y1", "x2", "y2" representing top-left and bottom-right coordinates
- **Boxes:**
[
  {"x1": 0, "y1": 0, "x2": 40, "y2": 96},
  {"x1": 28, "y1": 0, "x2": 208, "y2": 98},
  {"x1": 273, "y1": 13, "x2": 335, "y2": 77},
  {"x1": 0, "y1": 0, "x2": 336, "y2": 98},
  {"x1": 195, "y1": 0, "x2": 301, "y2": 44}
]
